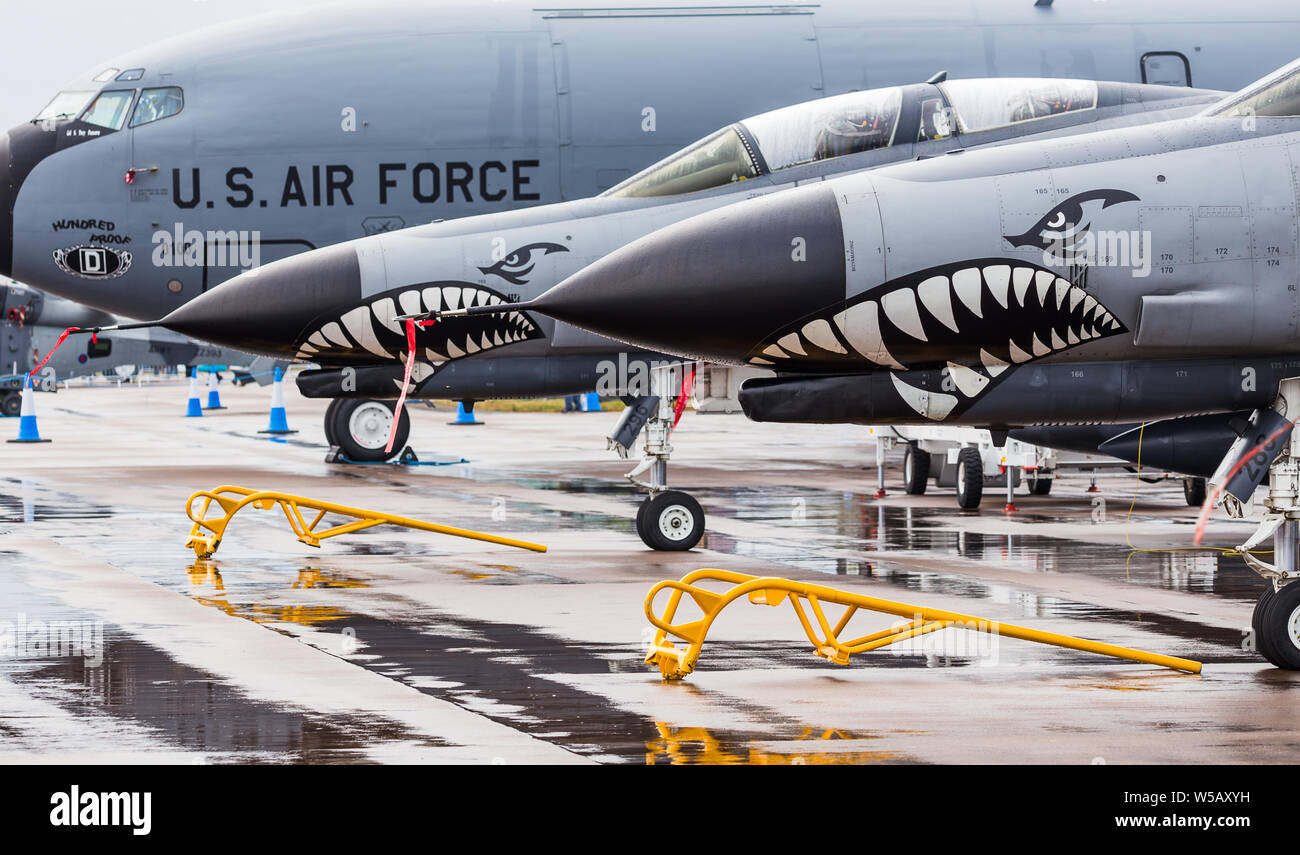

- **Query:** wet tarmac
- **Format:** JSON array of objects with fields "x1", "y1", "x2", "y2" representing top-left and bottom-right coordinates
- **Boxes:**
[{"x1": 1, "y1": 380, "x2": 1298, "y2": 764}]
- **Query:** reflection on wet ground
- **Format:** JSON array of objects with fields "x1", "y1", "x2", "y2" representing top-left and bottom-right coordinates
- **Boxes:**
[
  {"x1": 644, "y1": 723, "x2": 908, "y2": 765},
  {"x1": 0, "y1": 426, "x2": 1278, "y2": 763},
  {"x1": 0, "y1": 576, "x2": 438, "y2": 762},
  {"x1": 23, "y1": 635, "x2": 443, "y2": 762}
]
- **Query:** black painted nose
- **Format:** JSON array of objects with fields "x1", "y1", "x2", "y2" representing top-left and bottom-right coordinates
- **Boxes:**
[
  {"x1": 531, "y1": 185, "x2": 846, "y2": 364},
  {"x1": 160, "y1": 242, "x2": 363, "y2": 357}
]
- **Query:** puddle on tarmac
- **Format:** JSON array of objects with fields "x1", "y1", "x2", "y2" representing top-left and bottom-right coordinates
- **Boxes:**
[
  {"x1": 0, "y1": 574, "x2": 441, "y2": 762},
  {"x1": 0, "y1": 479, "x2": 115, "y2": 524}
]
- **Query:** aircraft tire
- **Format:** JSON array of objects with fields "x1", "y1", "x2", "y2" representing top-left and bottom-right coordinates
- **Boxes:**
[
  {"x1": 903, "y1": 445, "x2": 929, "y2": 495},
  {"x1": 1028, "y1": 470, "x2": 1053, "y2": 495},
  {"x1": 1183, "y1": 477, "x2": 1207, "y2": 507},
  {"x1": 1255, "y1": 583, "x2": 1300, "y2": 669},
  {"x1": 1252, "y1": 585, "x2": 1281, "y2": 666},
  {"x1": 635, "y1": 497, "x2": 652, "y2": 544},
  {"x1": 323, "y1": 398, "x2": 343, "y2": 446},
  {"x1": 331, "y1": 399, "x2": 408, "y2": 463},
  {"x1": 640, "y1": 491, "x2": 705, "y2": 551},
  {"x1": 1, "y1": 391, "x2": 20, "y2": 418},
  {"x1": 955, "y1": 447, "x2": 983, "y2": 509}
]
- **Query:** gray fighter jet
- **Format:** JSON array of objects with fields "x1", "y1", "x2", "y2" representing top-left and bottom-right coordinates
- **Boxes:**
[
  {"x1": 515, "y1": 59, "x2": 1300, "y2": 667},
  {"x1": 1, "y1": 280, "x2": 263, "y2": 415},
  {"x1": 4, "y1": 0, "x2": 1299, "y2": 458},
  {"x1": 127, "y1": 77, "x2": 1218, "y2": 550}
]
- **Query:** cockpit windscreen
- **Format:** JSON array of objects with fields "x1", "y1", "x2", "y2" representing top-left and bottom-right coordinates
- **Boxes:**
[
  {"x1": 605, "y1": 87, "x2": 903, "y2": 199},
  {"x1": 1209, "y1": 59, "x2": 1300, "y2": 118}
]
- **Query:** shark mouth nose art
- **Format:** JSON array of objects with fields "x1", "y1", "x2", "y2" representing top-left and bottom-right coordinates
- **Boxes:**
[
  {"x1": 749, "y1": 259, "x2": 1128, "y2": 420},
  {"x1": 294, "y1": 283, "x2": 542, "y2": 368}
]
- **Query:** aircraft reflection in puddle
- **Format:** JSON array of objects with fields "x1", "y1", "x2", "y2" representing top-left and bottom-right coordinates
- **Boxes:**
[{"x1": 646, "y1": 723, "x2": 903, "y2": 765}]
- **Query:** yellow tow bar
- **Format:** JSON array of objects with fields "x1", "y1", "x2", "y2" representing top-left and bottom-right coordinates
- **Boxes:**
[
  {"x1": 644, "y1": 569, "x2": 1201, "y2": 679},
  {"x1": 184, "y1": 485, "x2": 547, "y2": 558}
]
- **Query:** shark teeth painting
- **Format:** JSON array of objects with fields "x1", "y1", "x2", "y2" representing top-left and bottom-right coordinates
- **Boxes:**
[
  {"x1": 293, "y1": 283, "x2": 542, "y2": 368},
  {"x1": 747, "y1": 259, "x2": 1128, "y2": 420}
]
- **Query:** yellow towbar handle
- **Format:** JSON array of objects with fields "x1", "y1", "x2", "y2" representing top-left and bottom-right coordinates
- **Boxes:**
[
  {"x1": 644, "y1": 569, "x2": 1201, "y2": 680},
  {"x1": 184, "y1": 484, "x2": 547, "y2": 558}
]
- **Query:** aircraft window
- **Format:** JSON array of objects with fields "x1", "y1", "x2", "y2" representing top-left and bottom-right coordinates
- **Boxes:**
[
  {"x1": 917, "y1": 97, "x2": 954, "y2": 142},
  {"x1": 604, "y1": 126, "x2": 760, "y2": 198},
  {"x1": 742, "y1": 88, "x2": 903, "y2": 171},
  {"x1": 34, "y1": 91, "x2": 94, "y2": 122},
  {"x1": 130, "y1": 87, "x2": 184, "y2": 127},
  {"x1": 87, "y1": 337, "x2": 112, "y2": 359},
  {"x1": 1210, "y1": 62, "x2": 1300, "y2": 118},
  {"x1": 81, "y1": 90, "x2": 135, "y2": 131},
  {"x1": 939, "y1": 78, "x2": 1098, "y2": 133},
  {"x1": 93, "y1": 68, "x2": 119, "y2": 83},
  {"x1": 116, "y1": 68, "x2": 145, "y2": 82}
]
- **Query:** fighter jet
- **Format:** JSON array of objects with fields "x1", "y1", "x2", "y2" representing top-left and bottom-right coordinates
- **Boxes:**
[
  {"x1": 4, "y1": 0, "x2": 1298, "y2": 462},
  {"x1": 515, "y1": 59, "x2": 1300, "y2": 665},
  {"x1": 88, "y1": 76, "x2": 1217, "y2": 552},
  {"x1": 1, "y1": 279, "x2": 267, "y2": 414}
]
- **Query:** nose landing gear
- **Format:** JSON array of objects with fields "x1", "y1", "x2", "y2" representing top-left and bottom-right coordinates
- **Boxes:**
[
  {"x1": 1225, "y1": 377, "x2": 1300, "y2": 669},
  {"x1": 616, "y1": 363, "x2": 706, "y2": 551}
]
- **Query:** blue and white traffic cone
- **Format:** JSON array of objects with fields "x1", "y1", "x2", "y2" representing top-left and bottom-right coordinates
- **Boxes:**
[
  {"x1": 259, "y1": 367, "x2": 297, "y2": 434},
  {"x1": 448, "y1": 399, "x2": 483, "y2": 425},
  {"x1": 186, "y1": 374, "x2": 204, "y2": 417},
  {"x1": 204, "y1": 370, "x2": 226, "y2": 410},
  {"x1": 7, "y1": 378, "x2": 51, "y2": 443},
  {"x1": 582, "y1": 392, "x2": 602, "y2": 412}
]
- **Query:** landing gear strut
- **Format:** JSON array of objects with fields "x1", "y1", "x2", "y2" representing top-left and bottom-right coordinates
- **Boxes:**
[
  {"x1": 617, "y1": 363, "x2": 705, "y2": 551},
  {"x1": 1230, "y1": 377, "x2": 1300, "y2": 668}
]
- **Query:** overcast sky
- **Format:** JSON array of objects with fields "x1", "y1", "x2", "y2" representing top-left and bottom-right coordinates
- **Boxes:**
[{"x1": 0, "y1": 0, "x2": 323, "y2": 127}]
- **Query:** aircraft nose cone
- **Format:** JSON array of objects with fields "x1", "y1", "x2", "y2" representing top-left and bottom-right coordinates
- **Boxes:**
[
  {"x1": 161, "y1": 242, "x2": 363, "y2": 356},
  {"x1": 533, "y1": 185, "x2": 846, "y2": 364}
]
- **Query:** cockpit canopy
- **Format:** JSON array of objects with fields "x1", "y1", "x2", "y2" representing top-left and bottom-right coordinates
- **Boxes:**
[
  {"x1": 937, "y1": 78, "x2": 1097, "y2": 133},
  {"x1": 605, "y1": 78, "x2": 1101, "y2": 199},
  {"x1": 1209, "y1": 57, "x2": 1300, "y2": 118},
  {"x1": 33, "y1": 83, "x2": 183, "y2": 130}
]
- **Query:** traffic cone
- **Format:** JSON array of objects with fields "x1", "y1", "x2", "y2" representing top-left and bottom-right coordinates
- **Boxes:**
[
  {"x1": 186, "y1": 374, "x2": 204, "y2": 417},
  {"x1": 259, "y1": 367, "x2": 297, "y2": 434},
  {"x1": 582, "y1": 392, "x2": 602, "y2": 412},
  {"x1": 204, "y1": 371, "x2": 226, "y2": 410},
  {"x1": 7, "y1": 378, "x2": 51, "y2": 443},
  {"x1": 448, "y1": 400, "x2": 483, "y2": 425}
]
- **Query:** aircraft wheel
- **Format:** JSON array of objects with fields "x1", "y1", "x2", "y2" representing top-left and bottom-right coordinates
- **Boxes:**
[
  {"x1": 955, "y1": 447, "x2": 983, "y2": 510},
  {"x1": 323, "y1": 398, "x2": 343, "y2": 446},
  {"x1": 1, "y1": 391, "x2": 20, "y2": 418},
  {"x1": 903, "y1": 445, "x2": 929, "y2": 495},
  {"x1": 1254, "y1": 583, "x2": 1300, "y2": 669},
  {"x1": 331, "y1": 399, "x2": 408, "y2": 462},
  {"x1": 639, "y1": 491, "x2": 705, "y2": 551},
  {"x1": 1183, "y1": 477, "x2": 1207, "y2": 507},
  {"x1": 1027, "y1": 470, "x2": 1053, "y2": 495}
]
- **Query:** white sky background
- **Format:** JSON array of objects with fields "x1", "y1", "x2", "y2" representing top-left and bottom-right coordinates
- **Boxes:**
[{"x1": 0, "y1": 0, "x2": 324, "y2": 127}]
